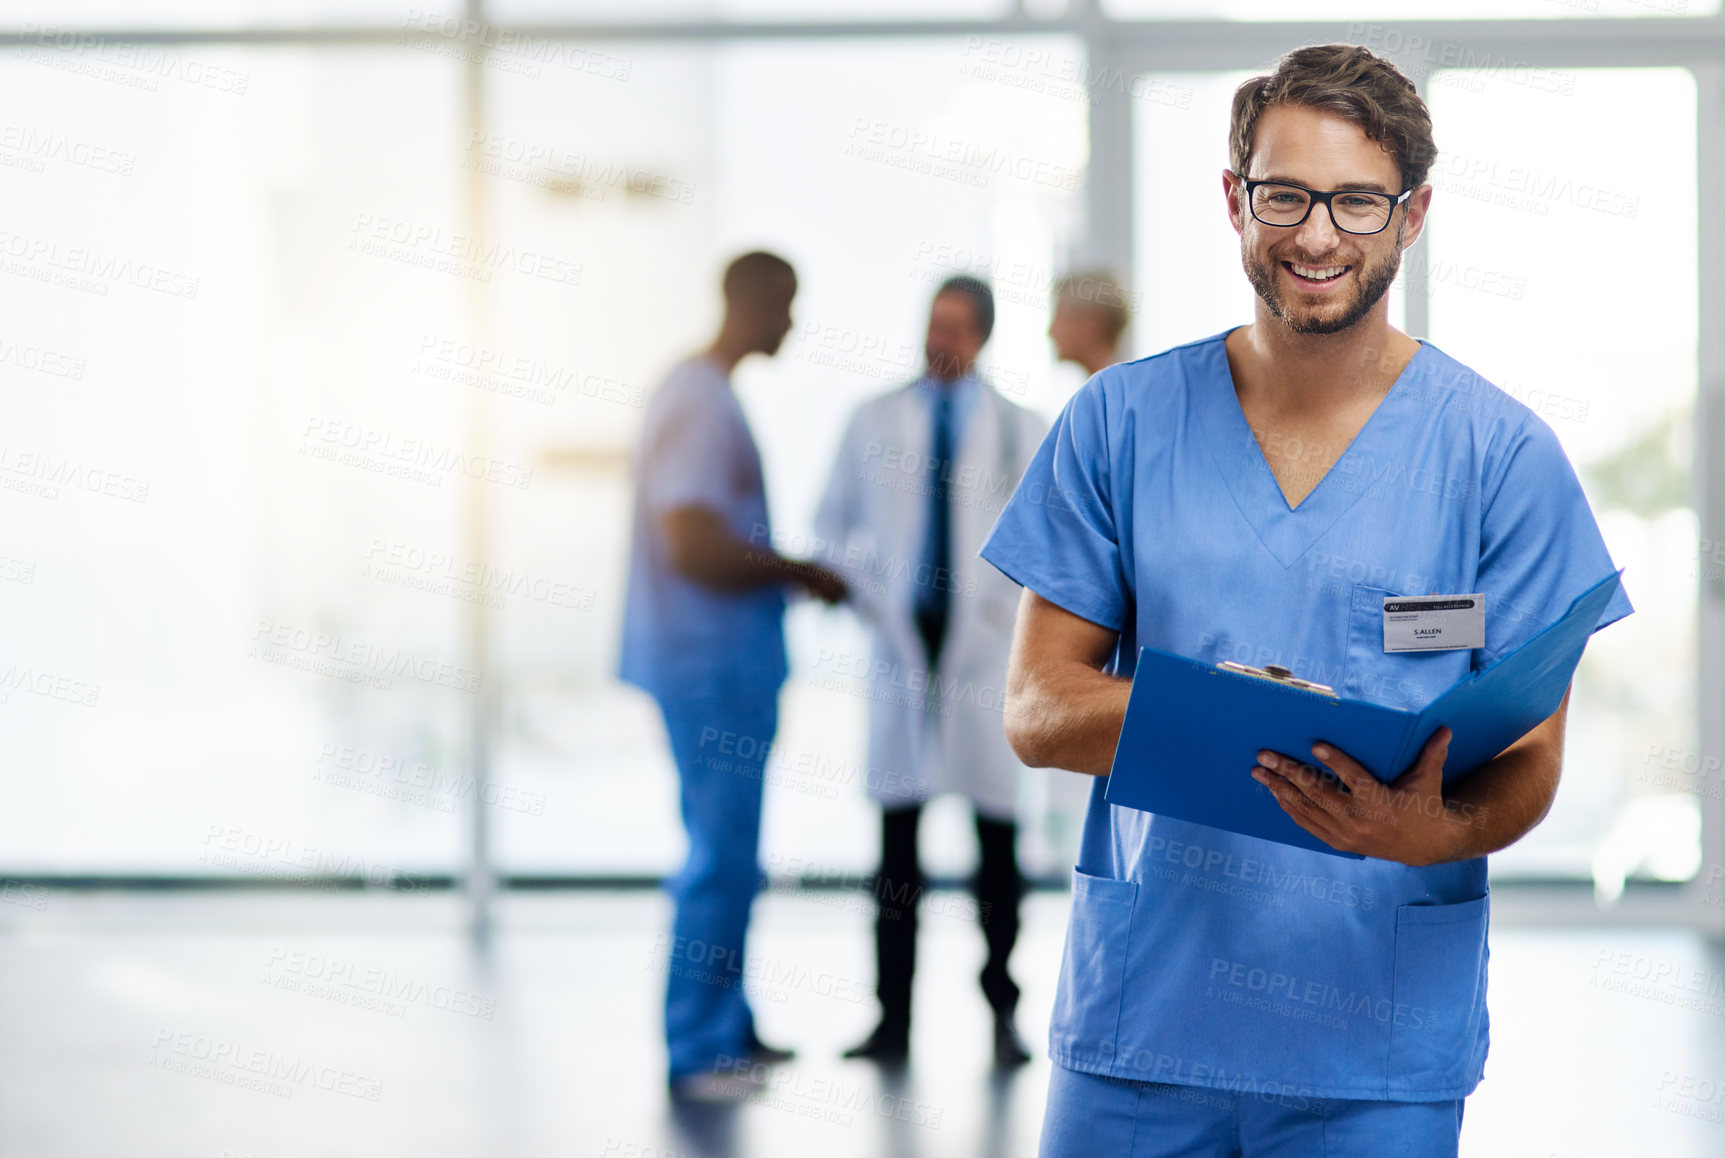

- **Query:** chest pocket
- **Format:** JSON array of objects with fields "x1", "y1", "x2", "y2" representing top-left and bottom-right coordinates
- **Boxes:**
[{"x1": 1343, "y1": 583, "x2": 1475, "y2": 713}]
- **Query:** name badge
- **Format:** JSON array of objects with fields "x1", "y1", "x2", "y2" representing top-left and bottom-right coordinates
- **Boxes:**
[{"x1": 1382, "y1": 594, "x2": 1485, "y2": 653}]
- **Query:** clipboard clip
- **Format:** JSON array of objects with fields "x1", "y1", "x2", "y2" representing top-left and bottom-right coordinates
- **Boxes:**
[{"x1": 1216, "y1": 661, "x2": 1338, "y2": 698}]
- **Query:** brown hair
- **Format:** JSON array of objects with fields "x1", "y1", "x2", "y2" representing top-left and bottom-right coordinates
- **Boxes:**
[
  {"x1": 1054, "y1": 272, "x2": 1131, "y2": 343},
  {"x1": 1229, "y1": 44, "x2": 1436, "y2": 194}
]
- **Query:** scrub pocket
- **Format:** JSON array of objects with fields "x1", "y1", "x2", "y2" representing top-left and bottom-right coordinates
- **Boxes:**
[
  {"x1": 1344, "y1": 584, "x2": 1474, "y2": 712},
  {"x1": 1386, "y1": 895, "x2": 1490, "y2": 1096},
  {"x1": 1051, "y1": 867, "x2": 1137, "y2": 1072}
]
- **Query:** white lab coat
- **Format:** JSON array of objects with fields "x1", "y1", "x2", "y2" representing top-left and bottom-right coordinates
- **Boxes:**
[{"x1": 815, "y1": 378, "x2": 1049, "y2": 819}]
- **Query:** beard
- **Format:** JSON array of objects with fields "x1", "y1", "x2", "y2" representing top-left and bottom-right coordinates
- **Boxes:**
[{"x1": 1243, "y1": 221, "x2": 1405, "y2": 336}]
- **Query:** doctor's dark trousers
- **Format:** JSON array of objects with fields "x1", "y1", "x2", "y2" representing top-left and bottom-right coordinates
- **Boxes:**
[
  {"x1": 655, "y1": 686, "x2": 777, "y2": 1081},
  {"x1": 870, "y1": 551, "x2": 1025, "y2": 1032},
  {"x1": 873, "y1": 803, "x2": 1024, "y2": 1029}
]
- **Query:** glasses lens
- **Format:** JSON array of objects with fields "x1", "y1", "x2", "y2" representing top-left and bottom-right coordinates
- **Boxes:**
[
  {"x1": 1251, "y1": 183, "x2": 1310, "y2": 225},
  {"x1": 1331, "y1": 192, "x2": 1393, "y2": 233}
]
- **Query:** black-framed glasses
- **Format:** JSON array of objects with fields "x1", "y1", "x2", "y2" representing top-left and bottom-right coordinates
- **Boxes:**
[{"x1": 1238, "y1": 175, "x2": 1412, "y2": 236}]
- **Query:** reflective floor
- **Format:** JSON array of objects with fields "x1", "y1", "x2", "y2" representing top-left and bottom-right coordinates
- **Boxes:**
[{"x1": 0, "y1": 889, "x2": 1722, "y2": 1156}]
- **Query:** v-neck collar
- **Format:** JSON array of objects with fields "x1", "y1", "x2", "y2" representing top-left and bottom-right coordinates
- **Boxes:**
[{"x1": 1196, "y1": 328, "x2": 1430, "y2": 569}]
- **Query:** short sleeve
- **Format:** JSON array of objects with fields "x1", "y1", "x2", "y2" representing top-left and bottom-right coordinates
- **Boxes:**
[
  {"x1": 979, "y1": 377, "x2": 1128, "y2": 631},
  {"x1": 644, "y1": 376, "x2": 739, "y2": 516},
  {"x1": 1476, "y1": 411, "x2": 1634, "y2": 667}
]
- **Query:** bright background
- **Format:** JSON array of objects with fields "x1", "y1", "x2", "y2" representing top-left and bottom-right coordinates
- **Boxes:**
[
  {"x1": 0, "y1": 11, "x2": 1707, "y2": 893},
  {"x1": 1, "y1": 5, "x2": 1722, "y2": 1155}
]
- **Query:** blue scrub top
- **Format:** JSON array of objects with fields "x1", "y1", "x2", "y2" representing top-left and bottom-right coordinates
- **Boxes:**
[
  {"x1": 619, "y1": 356, "x2": 787, "y2": 703},
  {"x1": 980, "y1": 330, "x2": 1632, "y2": 1103}
]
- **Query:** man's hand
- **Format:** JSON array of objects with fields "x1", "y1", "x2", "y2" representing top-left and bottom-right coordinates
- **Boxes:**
[
  {"x1": 1254, "y1": 689, "x2": 1569, "y2": 865},
  {"x1": 793, "y1": 561, "x2": 848, "y2": 605},
  {"x1": 1251, "y1": 727, "x2": 1471, "y2": 866}
]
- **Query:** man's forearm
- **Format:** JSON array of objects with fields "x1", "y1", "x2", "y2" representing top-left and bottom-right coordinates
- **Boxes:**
[
  {"x1": 1005, "y1": 661, "x2": 1132, "y2": 776},
  {"x1": 1428, "y1": 690, "x2": 1568, "y2": 862},
  {"x1": 684, "y1": 536, "x2": 805, "y2": 591},
  {"x1": 664, "y1": 507, "x2": 805, "y2": 592},
  {"x1": 1437, "y1": 743, "x2": 1561, "y2": 861}
]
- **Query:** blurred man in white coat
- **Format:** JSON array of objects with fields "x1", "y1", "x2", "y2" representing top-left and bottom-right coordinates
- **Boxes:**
[{"x1": 815, "y1": 276, "x2": 1049, "y2": 1067}]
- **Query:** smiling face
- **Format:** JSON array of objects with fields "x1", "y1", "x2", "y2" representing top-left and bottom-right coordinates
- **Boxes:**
[{"x1": 1226, "y1": 103, "x2": 1429, "y2": 337}]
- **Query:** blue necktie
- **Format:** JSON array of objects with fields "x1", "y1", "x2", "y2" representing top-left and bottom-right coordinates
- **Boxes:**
[{"x1": 914, "y1": 386, "x2": 953, "y2": 668}]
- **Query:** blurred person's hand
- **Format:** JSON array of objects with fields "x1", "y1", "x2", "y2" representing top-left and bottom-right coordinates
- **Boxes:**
[{"x1": 796, "y1": 563, "x2": 848, "y2": 605}]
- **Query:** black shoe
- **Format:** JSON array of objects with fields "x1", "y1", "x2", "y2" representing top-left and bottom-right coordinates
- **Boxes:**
[
  {"x1": 747, "y1": 1040, "x2": 796, "y2": 1065},
  {"x1": 842, "y1": 1022, "x2": 909, "y2": 1065},
  {"x1": 993, "y1": 1012, "x2": 1031, "y2": 1068}
]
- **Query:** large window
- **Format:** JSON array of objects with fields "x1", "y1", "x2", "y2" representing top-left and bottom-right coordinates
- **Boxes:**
[
  {"x1": 0, "y1": 49, "x2": 471, "y2": 875},
  {"x1": 1107, "y1": 0, "x2": 1719, "y2": 18},
  {"x1": 483, "y1": 36, "x2": 1090, "y2": 878},
  {"x1": 0, "y1": 9, "x2": 1715, "y2": 904},
  {"x1": 1425, "y1": 66, "x2": 1700, "y2": 887}
]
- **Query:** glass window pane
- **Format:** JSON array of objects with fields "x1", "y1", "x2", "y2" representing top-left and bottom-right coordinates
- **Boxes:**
[
  {"x1": 484, "y1": 36, "x2": 1088, "y2": 879},
  {"x1": 0, "y1": 1, "x2": 416, "y2": 28},
  {"x1": 0, "y1": 49, "x2": 471, "y2": 875},
  {"x1": 490, "y1": 0, "x2": 1011, "y2": 23},
  {"x1": 1424, "y1": 67, "x2": 1699, "y2": 886},
  {"x1": 1106, "y1": 0, "x2": 1718, "y2": 18}
]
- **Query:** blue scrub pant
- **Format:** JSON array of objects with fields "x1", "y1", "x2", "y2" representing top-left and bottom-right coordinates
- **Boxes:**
[
  {"x1": 1040, "y1": 1065, "x2": 1464, "y2": 1157},
  {"x1": 657, "y1": 688, "x2": 777, "y2": 1082}
]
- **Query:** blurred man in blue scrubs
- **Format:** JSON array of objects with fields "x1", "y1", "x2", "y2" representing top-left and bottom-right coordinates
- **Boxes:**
[
  {"x1": 620, "y1": 250, "x2": 847, "y2": 1102},
  {"x1": 982, "y1": 45, "x2": 1632, "y2": 1156}
]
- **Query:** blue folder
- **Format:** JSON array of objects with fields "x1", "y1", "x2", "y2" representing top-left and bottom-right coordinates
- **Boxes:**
[{"x1": 1104, "y1": 571, "x2": 1624, "y2": 859}]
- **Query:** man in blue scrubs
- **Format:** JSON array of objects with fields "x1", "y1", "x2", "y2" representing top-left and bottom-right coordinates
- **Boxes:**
[
  {"x1": 620, "y1": 251, "x2": 847, "y2": 1101},
  {"x1": 980, "y1": 46, "x2": 1633, "y2": 1155}
]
